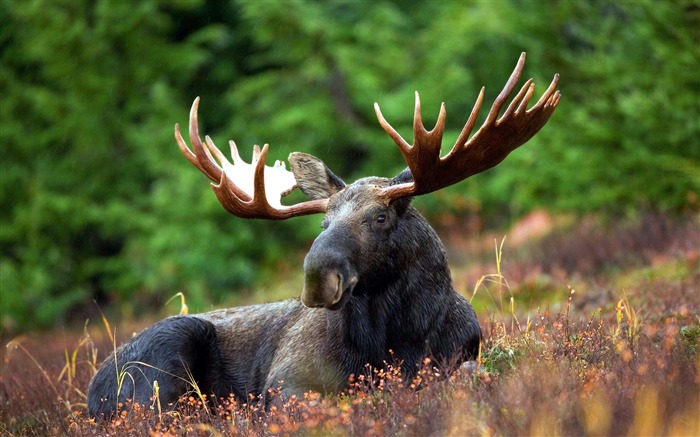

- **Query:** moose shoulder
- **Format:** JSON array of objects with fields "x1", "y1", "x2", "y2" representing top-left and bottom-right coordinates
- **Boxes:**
[{"x1": 87, "y1": 52, "x2": 560, "y2": 418}]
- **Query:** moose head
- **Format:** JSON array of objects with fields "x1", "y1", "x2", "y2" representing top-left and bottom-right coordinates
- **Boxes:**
[{"x1": 175, "y1": 52, "x2": 560, "y2": 310}]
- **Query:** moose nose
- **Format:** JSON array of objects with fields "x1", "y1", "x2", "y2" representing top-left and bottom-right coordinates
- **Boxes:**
[
  {"x1": 301, "y1": 271, "x2": 341, "y2": 308},
  {"x1": 301, "y1": 268, "x2": 358, "y2": 309},
  {"x1": 302, "y1": 225, "x2": 359, "y2": 309}
]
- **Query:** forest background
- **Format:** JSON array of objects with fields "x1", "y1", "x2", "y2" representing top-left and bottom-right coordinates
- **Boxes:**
[{"x1": 1, "y1": 0, "x2": 698, "y2": 334}]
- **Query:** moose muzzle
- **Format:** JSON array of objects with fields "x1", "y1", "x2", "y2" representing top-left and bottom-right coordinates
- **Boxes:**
[
  {"x1": 301, "y1": 230, "x2": 359, "y2": 310},
  {"x1": 301, "y1": 269, "x2": 358, "y2": 309}
]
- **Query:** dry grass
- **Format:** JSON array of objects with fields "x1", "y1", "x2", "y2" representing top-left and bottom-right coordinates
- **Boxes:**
[{"x1": 2, "y1": 213, "x2": 698, "y2": 436}]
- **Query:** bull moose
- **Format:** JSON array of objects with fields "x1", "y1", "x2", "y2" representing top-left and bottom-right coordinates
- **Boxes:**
[{"x1": 87, "y1": 53, "x2": 559, "y2": 417}]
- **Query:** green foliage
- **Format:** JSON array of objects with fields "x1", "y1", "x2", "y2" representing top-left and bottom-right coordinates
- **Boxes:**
[
  {"x1": 1, "y1": 0, "x2": 698, "y2": 331},
  {"x1": 504, "y1": 1, "x2": 700, "y2": 215},
  {"x1": 481, "y1": 343, "x2": 522, "y2": 375}
]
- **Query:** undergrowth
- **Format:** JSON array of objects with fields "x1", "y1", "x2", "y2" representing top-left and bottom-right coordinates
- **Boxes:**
[{"x1": 1, "y1": 227, "x2": 698, "y2": 436}]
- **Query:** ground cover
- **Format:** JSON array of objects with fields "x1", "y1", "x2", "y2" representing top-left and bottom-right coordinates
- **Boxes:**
[{"x1": 1, "y1": 213, "x2": 698, "y2": 436}]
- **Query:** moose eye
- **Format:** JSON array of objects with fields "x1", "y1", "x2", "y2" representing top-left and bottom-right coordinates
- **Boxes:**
[{"x1": 375, "y1": 213, "x2": 387, "y2": 224}]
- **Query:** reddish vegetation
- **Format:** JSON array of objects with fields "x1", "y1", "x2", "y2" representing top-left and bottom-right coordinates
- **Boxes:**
[{"x1": 2, "y1": 213, "x2": 698, "y2": 436}]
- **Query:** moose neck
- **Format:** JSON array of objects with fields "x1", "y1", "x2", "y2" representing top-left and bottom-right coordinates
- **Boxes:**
[{"x1": 333, "y1": 206, "x2": 455, "y2": 368}]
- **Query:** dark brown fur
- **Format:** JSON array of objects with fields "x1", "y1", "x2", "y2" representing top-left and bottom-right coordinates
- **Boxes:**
[{"x1": 87, "y1": 157, "x2": 481, "y2": 418}]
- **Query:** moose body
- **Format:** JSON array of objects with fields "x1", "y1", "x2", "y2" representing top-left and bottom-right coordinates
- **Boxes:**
[
  {"x1": 87, "y1": 53, "x2": 559, "y2": 418},
  {"x1": 87, "y1": 176, "x2": 481, "y2": 417}
]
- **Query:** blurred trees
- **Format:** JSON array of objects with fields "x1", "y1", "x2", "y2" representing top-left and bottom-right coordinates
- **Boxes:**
[{"x1": 1, "y1": 0, "x2": 698, "y2": 332}]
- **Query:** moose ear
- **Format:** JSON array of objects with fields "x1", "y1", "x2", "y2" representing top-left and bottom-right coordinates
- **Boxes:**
[
  {"x1": 391, "y1": 167, "x2": 414, "y2": 186},
  {"x1": 390, "y1": 168, "x2": 414, "y2": 216},
  {"x1": 289, "y1": 152, "x2": 346, "y2": 200}
]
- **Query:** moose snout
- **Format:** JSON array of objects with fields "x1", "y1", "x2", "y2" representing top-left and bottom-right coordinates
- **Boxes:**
[
  {"x1": 301, "y1": 269, "x2": 358, "y2": 309},
  {"x1": 301, "y1": 227, "x2": 359, "y2": 310}
]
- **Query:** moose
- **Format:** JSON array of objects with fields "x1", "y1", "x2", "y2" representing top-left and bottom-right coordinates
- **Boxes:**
[{"x1": 88, "y1": 53, "x2": 559, "y2": 418}]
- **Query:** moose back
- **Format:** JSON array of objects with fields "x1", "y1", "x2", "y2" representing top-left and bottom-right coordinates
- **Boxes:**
[{"x1": 87, "y1": 53, "x2": 559, "y2": 418}]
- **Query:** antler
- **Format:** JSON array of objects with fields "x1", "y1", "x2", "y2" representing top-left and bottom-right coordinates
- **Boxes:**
[
  {"x1": 374, "y1": 52, "x2": 560, "y2": 200},
  {"x1": 175, "y1": 97, "x2": 328, "y2": 219}
]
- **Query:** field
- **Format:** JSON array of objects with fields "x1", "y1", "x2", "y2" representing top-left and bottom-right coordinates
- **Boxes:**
[{"x1": 1, "y1": 212, "x2": 698, "y2": 436}]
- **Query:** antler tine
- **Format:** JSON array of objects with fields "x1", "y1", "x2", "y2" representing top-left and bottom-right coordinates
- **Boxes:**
[
  {"x1": 175, "y1": 100, "x2": 221, "y2": 184},
  {"x1": 252, "y1": 144, "x2": 270, "y2": 203},
  {"x1": 190, "y1": 97, "x2": 223, "y2": 183},
  {"x1": 374, "y1": 92, "x2": 447, "y2": 192},
  {"x1": 229, "y1": 141, "x2": 244, "y2": 165},
  {"x1": 452, "y1": 87, "x2": 485, "y2": 152},
  {"x1": 531, "y1": 73, "x2": 560, "y2": 112},
  {"x1": 502, "y1": 79, "x2": 534, "y2": 120},
  {"x1": 414, "y1": 92, "x2": 447, "y2": 159},
  {"x1": 175, "y1": 123, "x2": 198, "y2": 169},
  {"x1": 374, "y1": 103, "x2": 411, "y2": 153},
  {"x1": 484, "y1": 52, "x2": 527, "y2": 126},
  {"x1": 205, "y1": 136, "x2": 231, "y2": 170}
]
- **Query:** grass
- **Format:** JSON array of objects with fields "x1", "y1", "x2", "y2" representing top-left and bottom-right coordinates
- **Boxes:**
[{"x1": 1, "y1": 213, "x2": 698, "y2": 436}]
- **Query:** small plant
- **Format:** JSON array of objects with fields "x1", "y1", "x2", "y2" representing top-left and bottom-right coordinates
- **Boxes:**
[
  {"x1": 470, "y1": 236, "x2": 526, "y2": 334},
  {"x1": 679, "y1": 322, "x2": 700, "y2": 357},
  {"x1": 614, "y1": 291, "x2": 643, "y2": 353},
  {"x1": 5, "y1": 322, "x2": 98, "y2": 419},
  {"x1": 165, "y1": 292, "x2": 189, "y2": 315}
]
